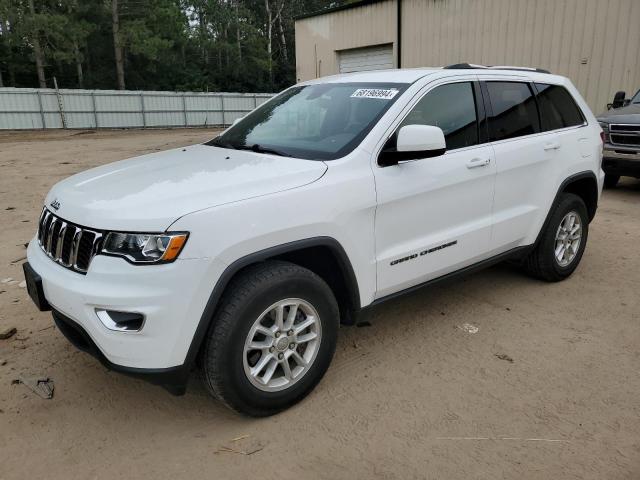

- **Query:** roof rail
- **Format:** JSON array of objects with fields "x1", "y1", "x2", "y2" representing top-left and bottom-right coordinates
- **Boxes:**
[{"x1": 444, "y1": 63, "x2": 551, "y2": 74}]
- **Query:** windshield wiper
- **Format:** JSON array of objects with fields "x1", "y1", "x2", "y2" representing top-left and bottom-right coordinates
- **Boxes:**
[
  {"x1": 206, "y1": 138, "x2": 238, "y2": 150},
  {"x1": 237, "y1": 143, "x2": 292, "y2": 157}
]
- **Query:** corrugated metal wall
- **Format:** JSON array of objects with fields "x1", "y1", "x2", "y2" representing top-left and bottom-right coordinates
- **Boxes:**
[
  {"x1": 0, "y1": 88, "x2": 274, "y2": 130},
  {"x1": 295, "y1": 0, "x2": 640, "y2": 113},
  {"x1": 294, "y1": 0, "x2": 397, "y2": 82},
  {"x1": 402, "y1": 0, "x2": 640, "y2": 113}
]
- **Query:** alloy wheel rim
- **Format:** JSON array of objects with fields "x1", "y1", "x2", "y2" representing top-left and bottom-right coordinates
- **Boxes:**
[
  {"x1": 243, "y1": 298, "x2": 322, "y2": 392},
  {"x1": 554, "y1": 211, "x2": 582, "y2": 267}
]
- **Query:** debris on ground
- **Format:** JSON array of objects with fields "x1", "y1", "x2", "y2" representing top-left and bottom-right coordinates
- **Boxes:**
[
  {"x1": 0, "y1": 327, "x2": 17, "y2": 340},
  {"x1": 1, "y1": 359, "x2": 7, "y2": 366},
  {"x1": 13, "y1": 376, "x2": 55, "y2": 399},
  {"x1": 495, "y1": 353, "x2": 514, "y2": 363},
  {"x1": 216, "y1": 435, "x2": 264, "y2": 456},
  {"x1": 458, "y1": 323, "x2": 479, "y2": 334}
]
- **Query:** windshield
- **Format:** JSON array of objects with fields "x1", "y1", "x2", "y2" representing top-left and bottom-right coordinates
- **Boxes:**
[
  {"x1": 206, "y1": 82, "x2": 408, "y2": 160},
  {"x1": 632, "y1": 89, "x2": 640, "y2": 104}
]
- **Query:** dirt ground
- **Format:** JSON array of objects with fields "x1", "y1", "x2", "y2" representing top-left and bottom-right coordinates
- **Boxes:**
[{"x1": 0, "y1": 129, "x2": 639, "y2": 480}]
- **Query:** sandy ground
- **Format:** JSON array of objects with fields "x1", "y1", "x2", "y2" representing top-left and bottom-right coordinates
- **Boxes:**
[{"x1": 0, "y1": 129, "x2": 639, "y2": 480}]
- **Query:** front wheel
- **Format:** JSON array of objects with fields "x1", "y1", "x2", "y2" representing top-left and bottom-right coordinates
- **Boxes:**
[
  {"x1": 199, "y1": 261, "x2": 339, "y2": 416},
  {"x1": 523, "y1": 193, "x2": 589, "y2": 282}
]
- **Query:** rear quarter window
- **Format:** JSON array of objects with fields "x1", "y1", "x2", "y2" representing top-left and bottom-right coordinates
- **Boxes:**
[
  {"x1": 534, "y1": 83, "x2": 585, "y2": 131},
  {"x1": 485, "y1": 82, "x2": 540, "y2": 142}
]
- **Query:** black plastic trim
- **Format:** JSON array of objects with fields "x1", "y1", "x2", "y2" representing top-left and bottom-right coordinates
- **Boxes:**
[
  {"x1": 444, "y1": 63, "x2": 551, "y2": 74},
  {"x1": 379, "y1": 147, "x2": 446, "y2": 166}
]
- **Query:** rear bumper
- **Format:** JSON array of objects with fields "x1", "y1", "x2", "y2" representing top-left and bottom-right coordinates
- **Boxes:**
[{"x1": 52, "y1": 309, "x2": 189, "y2": 394}]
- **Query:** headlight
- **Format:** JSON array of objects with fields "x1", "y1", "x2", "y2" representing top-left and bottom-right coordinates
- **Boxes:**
[
  {"x1": 598, "y1": 121, "x2": 609, "y2": 132},
  {"x1": 101, "y1": 232, "x2": 188, "y2": 264}
]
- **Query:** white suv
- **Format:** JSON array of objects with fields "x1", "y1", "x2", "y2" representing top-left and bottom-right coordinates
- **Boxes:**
[{"x1": 24, "y1": 66, "x2": 604, "y2": 416}]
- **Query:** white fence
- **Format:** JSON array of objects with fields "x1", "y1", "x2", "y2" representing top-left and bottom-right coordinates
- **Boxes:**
[{"x1": 0, "y1": 87, "x2": 275, "y2": 130}]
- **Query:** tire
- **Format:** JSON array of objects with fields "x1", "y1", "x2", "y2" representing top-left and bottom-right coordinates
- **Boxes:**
[
  {"x1": 523, "y1": 193, "x2": 589, "y2": 282},
  {"x1": 199, "y1": 260, "x2": 339, "y2": 416},
  {"x1": 604, "y1": 174, "x2": 619, "y2": 189}
]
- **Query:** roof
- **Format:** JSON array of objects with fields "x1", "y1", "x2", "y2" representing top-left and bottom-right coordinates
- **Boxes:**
[
  {"x1": 295, "y1": 0, "x2": 391, "y2": 21},
  {"x1": 298, "y1": 67, "x2": 564, "y2": 86}
]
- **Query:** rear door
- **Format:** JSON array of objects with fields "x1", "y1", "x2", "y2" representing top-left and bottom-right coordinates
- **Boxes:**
[
  {"x1": 486, "y1": 79, "x2": 588, "y2": 251},
  {"x1": 482, "y1": 79, "x2": 556, "y2": 250},
  {"x1": 373, "y1": 78, "x2": 497, "y2": 298}
]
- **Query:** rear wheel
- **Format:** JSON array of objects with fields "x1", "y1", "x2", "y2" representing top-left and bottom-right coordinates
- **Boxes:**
[
  {"x1": 200, "y1": 261, "x2": 339, "y2": 416},
  {"x1": 604, "y1": 174, "x2": 619, "y2": 188},
  {"x1": 524, "y1": 193, "x2": 589, "y2": 282}
]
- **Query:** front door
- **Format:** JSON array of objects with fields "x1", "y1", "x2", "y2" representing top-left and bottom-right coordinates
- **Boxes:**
[{"x1": 373, "y1": 80, "x2": 497, "y2": 298}]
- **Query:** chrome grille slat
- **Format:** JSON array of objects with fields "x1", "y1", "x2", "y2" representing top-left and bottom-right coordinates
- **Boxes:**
[
  {"x1": 70, "y1": 227, "x2": 83, "y2": 269},
  {"x1": 36, "y1": 208, "x2": 102, "y2": 275},
  {"x1": 55, "y1": 222, "x2": 67, "y2": 260},
  {"x1": 610, "y1": 124, "x2": 640, "y2": 147},
  {"x1": 45, "y1": 217, "x2": 57, "y2": 254}
]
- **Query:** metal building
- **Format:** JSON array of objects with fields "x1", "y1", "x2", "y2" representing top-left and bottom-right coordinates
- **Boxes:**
[{"x1": 294, "y1": 0, "x2": 640, "y2": 112}]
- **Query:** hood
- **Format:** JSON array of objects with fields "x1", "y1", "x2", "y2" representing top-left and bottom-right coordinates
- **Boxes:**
[
  {"x1": 597, "y1": 103, "x2": 640, "y2": 123},
  {"x1": 45, "y1": 145, "x2": 327, "y2": 231}
]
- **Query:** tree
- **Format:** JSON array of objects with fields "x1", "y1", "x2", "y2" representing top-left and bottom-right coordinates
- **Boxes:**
[
  {"x1": 27, "y1": 0, "x2": 47, "y2": 87},
  {"x1": 1, "y1": 0, "x2": 348, "y2": 91}
]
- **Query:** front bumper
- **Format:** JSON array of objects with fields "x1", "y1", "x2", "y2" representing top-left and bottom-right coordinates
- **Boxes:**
[
  {"x1": 26, "y1": 238, "x2": 226, "y2": 392},
  {"x1": 603, "y1": 144, "x2": 640, "y2": 177},
  {"x1": 52, "y1": 309, "x2": 188, "y2": 394}
]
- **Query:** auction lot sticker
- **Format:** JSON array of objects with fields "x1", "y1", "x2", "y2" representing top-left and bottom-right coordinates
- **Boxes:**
[{"x1": 351, "y1": 88, "x2": 399, "y2": 100}]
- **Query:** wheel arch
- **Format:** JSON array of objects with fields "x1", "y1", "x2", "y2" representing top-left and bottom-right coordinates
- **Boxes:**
[
  {"x1": 560, "y1": 172, "x2": 599, "y2": 222},
  {"x1": 535, "y1": 171, "x2": 599, "y2": 247},
  {"x1": 183, "y1": 237, "x2": 361, "y2": 369}
]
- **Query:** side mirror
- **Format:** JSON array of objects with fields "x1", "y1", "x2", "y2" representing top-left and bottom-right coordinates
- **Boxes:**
[
  {"x1": 612, "y1": 91, "x2": 626, "y2": 109},
  {"x1": 379, "y1": 125, "x2": 446, "y2": 167}
]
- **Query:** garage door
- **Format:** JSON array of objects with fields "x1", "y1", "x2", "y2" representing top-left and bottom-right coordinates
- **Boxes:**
[{"x1": 338, "y1": 44, "x2": 394, "y2": 74}]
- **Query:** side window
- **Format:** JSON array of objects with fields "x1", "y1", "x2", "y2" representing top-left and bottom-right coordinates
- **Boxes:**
[
  {"x1": 486, "y1": 82, "x2": 540, "y2": 141},
  {"x1": 400, "y1": 82, "x2": 479, "y2": 150},
  {"x1": 534, "y1": 83, "x2": 585, "y2": 131}
]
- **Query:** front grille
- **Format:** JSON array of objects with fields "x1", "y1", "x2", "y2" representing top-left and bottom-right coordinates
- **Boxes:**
[
  {"x1": 37, "y1": 208, "x2": 103, "y2": 274},
  {"x1": 610, "y1": 124, "x2": 640, "y2": 147}
]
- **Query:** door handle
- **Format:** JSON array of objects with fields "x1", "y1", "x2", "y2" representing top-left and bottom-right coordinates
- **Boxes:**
[
  {"x1": 544, "y1": 142, "x2": 561, "y2": 151},
  {"x1": 466, "y1": 157, "x2": 491, "y2": 169}
]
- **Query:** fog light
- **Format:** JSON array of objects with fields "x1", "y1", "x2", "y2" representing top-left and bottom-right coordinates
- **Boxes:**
[{"x1": 96, "y1": 309, "x2": 145, "y2": 332}]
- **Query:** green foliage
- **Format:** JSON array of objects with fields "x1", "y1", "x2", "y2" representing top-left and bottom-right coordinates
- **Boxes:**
[{"x1": 0, "y1": 0, "x2": 347, "y2": 91}]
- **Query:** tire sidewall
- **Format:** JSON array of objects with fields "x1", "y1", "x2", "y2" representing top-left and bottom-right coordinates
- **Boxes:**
[
  {"x1": 545, "y1": 194, "x2": 589, "y2": 278},
  {"x1": 213, "y1": 271, "x2": 338, "y2": 414}
]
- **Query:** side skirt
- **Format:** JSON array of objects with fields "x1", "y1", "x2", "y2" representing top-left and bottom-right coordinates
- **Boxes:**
[{"x1": 362, "y1": 245, "x2": 533, "y2": 311}]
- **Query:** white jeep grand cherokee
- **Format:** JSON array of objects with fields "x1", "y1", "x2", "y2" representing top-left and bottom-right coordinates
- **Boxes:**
[{"x1": 24, "y1": 65, "x2": 604, "y2": 416}]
